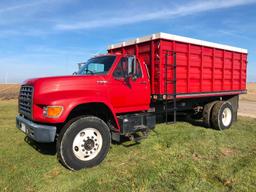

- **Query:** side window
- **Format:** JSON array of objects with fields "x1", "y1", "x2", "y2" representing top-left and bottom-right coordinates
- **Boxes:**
[
  {"x1": 113, "y1": 56, "x2": 142, "y2": 78},
  {"x1": 127, "y1": 57, "x2": 142, "y2": 78},
  {"x1": 113, "y1": 57, "x2": 127, "y2": 78}
]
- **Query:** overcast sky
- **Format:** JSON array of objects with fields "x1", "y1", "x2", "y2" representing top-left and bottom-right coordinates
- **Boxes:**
[{"x1": 0, "y1": 0, "x2": 255, "y2": 83}]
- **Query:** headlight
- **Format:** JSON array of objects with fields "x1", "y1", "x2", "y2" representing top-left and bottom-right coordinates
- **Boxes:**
[{"x1": 43, "y1": 106, "x2": 64, "y2": 118}]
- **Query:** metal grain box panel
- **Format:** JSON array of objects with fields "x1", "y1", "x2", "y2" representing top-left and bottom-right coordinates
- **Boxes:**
[{"x1": 108, "y1": 33, "x2": 247, "y2": 98}]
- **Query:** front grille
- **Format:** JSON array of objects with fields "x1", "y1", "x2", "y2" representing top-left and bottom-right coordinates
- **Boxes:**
[{"x1": 19, "y1": 85, "x2": 33, "y2": 119}]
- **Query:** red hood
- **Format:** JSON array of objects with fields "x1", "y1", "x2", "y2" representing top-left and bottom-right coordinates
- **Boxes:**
[
  {"x1": 23, "y1": 75, "x2": 108, "y2": 105},
  {"x1": 23, "y1": 75, "x2": 105, "y2": 86}
]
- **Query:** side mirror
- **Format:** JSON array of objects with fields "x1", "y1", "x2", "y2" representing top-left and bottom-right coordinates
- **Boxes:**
[
  {"x1": 77, "y1": 62, "x2": 86, "y2": 70},
  {"x1": 73, "y1": 72, "x2": 78, "y2": 75},
  {"x1": 129, "y1": 56, "x2": 137, "y2": 81}
]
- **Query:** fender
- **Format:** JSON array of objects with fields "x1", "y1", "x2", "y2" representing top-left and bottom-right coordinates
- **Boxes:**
[
  {"x1": 33, "y1": 94, "x2": 120, "y2": 130},
  {"x1": 66, "y1": 98, "x2": 120, "y2": 130}
]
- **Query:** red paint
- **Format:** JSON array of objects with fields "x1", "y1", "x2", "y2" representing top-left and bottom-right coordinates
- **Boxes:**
[
  {"x1": 109, "y1": 38, "x2": 247, "y2": 96},
  {"x1": 23, "y1": 55, "x2": 150, "y2": 127},
  {"x1": 20, "y1": 34, "x2": 247, "y2": 131}
]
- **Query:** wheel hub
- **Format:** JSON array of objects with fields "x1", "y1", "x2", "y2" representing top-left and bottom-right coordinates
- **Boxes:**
[
  {"x1": 72, "y1": 128, "x2": 103, "y2": 161},
  {"x1": 83, "y1": 139, "x2": 95, "y2": 151}
]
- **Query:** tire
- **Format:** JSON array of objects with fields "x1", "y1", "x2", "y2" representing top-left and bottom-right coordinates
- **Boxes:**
[
  {"x1": 202, "y1": 101, "x2": 218, "y2": 128},
  {"x1": 57, "y1": 116, "x2": 111, "y2": 170},
  {"x1": 211, "y1": 101, "x2": 233, "y2": 130}
]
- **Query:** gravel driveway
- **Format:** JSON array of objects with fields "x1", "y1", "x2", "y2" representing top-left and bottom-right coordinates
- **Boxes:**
[{"x1": 238, "y1": 100, "x2": 256, "y2": 118}]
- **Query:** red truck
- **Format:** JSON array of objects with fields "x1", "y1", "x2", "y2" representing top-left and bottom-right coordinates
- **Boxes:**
[{"x1": 16, "y1": 33, "x2": 247, "y2": 170}]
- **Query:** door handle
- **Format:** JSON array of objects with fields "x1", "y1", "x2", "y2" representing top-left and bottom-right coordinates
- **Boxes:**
[{"x1": 140, "y1": 81, "x2": 147, "y2": 84}]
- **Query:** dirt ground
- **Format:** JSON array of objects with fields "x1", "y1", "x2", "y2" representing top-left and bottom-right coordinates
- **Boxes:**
[
  {"x1": 0, "y1": 83, "x2": 255, "y2": 118},
  {"x1": 238, "y1": 100, "x2": 256, "y2": 118},
  {"x1": 239, "y1": 83, "x2": 256, "y2": 118}
]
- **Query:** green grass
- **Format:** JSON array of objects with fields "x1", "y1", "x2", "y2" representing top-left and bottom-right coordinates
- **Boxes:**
[{"x1": 1, "y1": 100, "x2": 256, "y2": 192}]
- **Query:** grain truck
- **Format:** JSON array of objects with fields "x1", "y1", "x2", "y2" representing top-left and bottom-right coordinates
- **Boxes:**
[{"x1": 16, "y1": 33, "x2": 247, "y2": 170}]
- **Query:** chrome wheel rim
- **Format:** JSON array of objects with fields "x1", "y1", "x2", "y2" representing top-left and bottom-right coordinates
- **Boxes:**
[{"x1": 72, "y1": 128, "x2": 103, "y2": 161}]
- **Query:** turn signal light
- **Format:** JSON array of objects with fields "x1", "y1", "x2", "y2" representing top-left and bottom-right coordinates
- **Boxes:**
[{"x1": 43, "y1": 106, "x2": 63, "y2": 118}]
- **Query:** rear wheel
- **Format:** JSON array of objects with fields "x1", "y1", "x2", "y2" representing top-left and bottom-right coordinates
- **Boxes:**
[
  {"x1": 202, "y1": 101, "x2": 218, "y2": 128},
  {"x1": 211, "y1": 101, "x2": 233, "y2": 130},
  {"x1": 57, "y1": 116, "x2": 111, "y2": 170}
]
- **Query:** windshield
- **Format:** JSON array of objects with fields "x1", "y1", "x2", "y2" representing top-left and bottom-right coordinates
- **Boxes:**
[{"x1": 78, "y1": 56, "x2": 116, "y2": 75}]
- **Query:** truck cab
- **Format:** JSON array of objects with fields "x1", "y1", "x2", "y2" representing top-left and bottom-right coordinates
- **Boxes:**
[{"x1": 16, "y1": 53, "x2": 154, "y2": 170}]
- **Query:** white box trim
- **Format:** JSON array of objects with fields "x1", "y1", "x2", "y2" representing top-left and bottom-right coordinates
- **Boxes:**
[{"x1": 108, "y1": 32, "x2": 248, "y2": 54}]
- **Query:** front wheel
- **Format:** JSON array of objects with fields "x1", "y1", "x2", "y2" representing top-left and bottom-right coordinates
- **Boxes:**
[{"x1": 57, "y1": 116, "x2": 111, "y2": 170}]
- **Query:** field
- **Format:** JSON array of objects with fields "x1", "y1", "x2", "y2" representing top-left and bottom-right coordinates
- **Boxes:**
[
  {"x1": 0, "y1": 84, "x2": 20, "y2": 100},
  {"x1": 0, "y1": 100, "x2": 256, "y2": 191},
  {"x1": 240, "y1": 83, "x2": 256, "y2": 102},
  {"x1": 0, "y1": 83, "x2": 256, "y2": 191}
]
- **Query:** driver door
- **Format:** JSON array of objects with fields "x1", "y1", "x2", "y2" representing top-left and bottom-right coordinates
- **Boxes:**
[{"x1": 109, "y1": 56, "x2": 150, "y2": 113}]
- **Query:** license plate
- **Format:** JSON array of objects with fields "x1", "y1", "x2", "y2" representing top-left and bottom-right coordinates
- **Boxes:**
[{"x1": 20, "y1": 123, "x2": 27, "y2": 133}]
